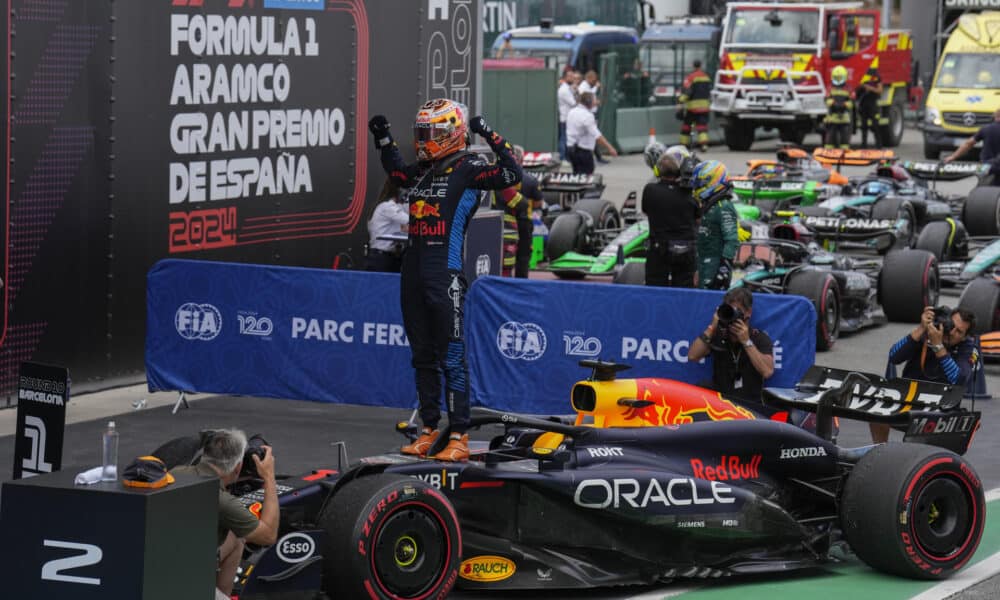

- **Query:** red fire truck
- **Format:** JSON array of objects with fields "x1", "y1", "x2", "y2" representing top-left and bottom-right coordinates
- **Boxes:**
[{"x1": 710, "y1": 2, "x2": 912, "y2": 150}]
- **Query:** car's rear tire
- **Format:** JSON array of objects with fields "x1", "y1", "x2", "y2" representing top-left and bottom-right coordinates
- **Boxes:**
[
  {"x1": 613, "y1": 261, "x2": 646, "y2": 285},
  {"x1": 786, "y1": 270, "x2": 840, "y2": 351},
  {"x1": 914, "y1": 220, "x2": 954, "y2": 261},
  {"x1": 878, "y1": 250, "x2": 939, "y2": 322},
  {"x1": 319, "y1": 474, "x2": 461, "y2": 600},
  {"x1": 546, "y1": 211, "x2": 587, "y2": 261},
  {"x1": 959, "y1": 278, "x2": 1000, "y2": 335},
  {"x1": 574, "y1": 197, "x2": 621, "y2": 232},
  {"x1": 961, "y1": 186, "x2": 1000, "y2": 236},
  {"x1": 871, "y1": 197, "x2": 915, "y2": 253},
  {"x1": 841, "y1": 443, "x2": 985, "y2": 579}
]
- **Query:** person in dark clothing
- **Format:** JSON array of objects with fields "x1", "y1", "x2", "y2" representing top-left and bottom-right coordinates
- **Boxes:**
[
  {"x1": 516, "y1": 165, "x2": 543, "y2": 277},
  {"x1": 687, "y1": 287, "x2": 775, "y2": 403},
  {"x1": 642, "y1": 154, "x2": 700, "y2": 287},
  {"x1": 855, "y1": 69, "x2": 884, "y2": 148},
  {"x1": 945, "y1": 108, "x2": 1000, "y2": 185},
  {"x1": 369, "y1": 99, "x2": 522, "y2": 462},
  {"x1": 873, "y1": 306, "x2": 978, "y2": 443},
  {"x1": 677, "y1": 59, "x2": 712, "y2": 152},
  {"x1": 824, "y1": 65, "x2": 853, "y2": 149}
]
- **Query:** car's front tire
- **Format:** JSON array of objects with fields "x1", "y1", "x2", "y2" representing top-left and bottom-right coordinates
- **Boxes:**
[{"x1": 319, "y1": 474, "x2": 461, "y2": 599}]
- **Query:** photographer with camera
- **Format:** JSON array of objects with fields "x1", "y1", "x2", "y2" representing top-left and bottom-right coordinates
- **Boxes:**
[
  {"x1": 171, "y1": 429, "x2": 279, "y2": 598},
  {"x1": 688, "y1": 288, "x2": 775, "y2": 403},
  {"x1": 873, "y1": 306, "x2": 977, "y2": 443}
]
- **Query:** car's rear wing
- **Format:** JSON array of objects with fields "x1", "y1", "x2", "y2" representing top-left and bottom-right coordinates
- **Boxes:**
[
  {"x1": 764, "y1": 366, "x2": 979, "y2": 454},
  {"x1": 900, "y1": 160, "x2": 990, "y2": 182},
  {"x1": 813, "y1": 148, "x2": 896, "y2": 167},
  {"x1": 522, "y1": 151, "x2": 561, "y2": 171},
  {"x1": 540, "y1": 172, "x2": 604, "y2": 192}
]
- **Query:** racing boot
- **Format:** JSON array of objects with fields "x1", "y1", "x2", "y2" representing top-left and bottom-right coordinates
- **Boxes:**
[
  {"x1": 401, "y1": 427, "x2": 439, "y2": 457},
  {"x1": 431, "y1": 433, "x2": 469, "y2": 462}
]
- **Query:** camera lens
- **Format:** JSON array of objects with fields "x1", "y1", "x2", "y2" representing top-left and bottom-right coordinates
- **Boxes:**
[{"x1": 717, "y1": 303, "x2": 735, "y2": 322}]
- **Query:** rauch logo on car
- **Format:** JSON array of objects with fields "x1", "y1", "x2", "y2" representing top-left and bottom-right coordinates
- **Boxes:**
[{"x1": 459, "y1": 555, "x2": 516, "y2": 582}]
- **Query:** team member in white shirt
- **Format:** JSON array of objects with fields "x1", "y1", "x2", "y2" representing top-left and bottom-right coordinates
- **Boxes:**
[
  {"x1": 366, "y1": 179, "x2": 409, "y2": 272},
  {"x1": 557, "y1": 69, "x2": 579, "y2": 161},
  {"x1": 565, "y1": 92, "x2": 618, "y2": 174}
]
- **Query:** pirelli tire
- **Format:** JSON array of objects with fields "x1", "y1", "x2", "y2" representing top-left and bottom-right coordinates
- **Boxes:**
[
  {"x1": 959, "y1": 277, "x2": 1000, "y2": 335},
  {"x1": 841, "y1": 443, "x2": 985, "y2": 579},
  {"x1": 574, "y1": 197, "x2": 621, "y2": 233},
  {"x1": 786, "y1": 269, "x2": 840, "y2": 351},
  {"x1": 961, "y1": 186, "x2": 1000, "y2": 236},
  {"x1": 914, "y1": 220, "x2": 956, "y2": 261},
  {"x1": 319, "y1": 474, "x2": 461, "y2": 600},
  {"x1": 870, "y1": 197, "x2": 915, "y2": 254},
  {"x1": 613, "y1": 261, "x2": 646, "y2": 285},
  {"x1": 546, "y1": 211, "x2": 589, "y2": 262},
  {"x1": 878, "y1": 249, "x2": 939, "y2": 323}
]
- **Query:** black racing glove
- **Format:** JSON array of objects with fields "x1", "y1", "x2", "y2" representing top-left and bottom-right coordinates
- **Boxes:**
[
  {"x1": 712, "y1": 257, "x2": 733, "y2": 290},
  {"x1": 368, "y1": 115, "x2": 393, "y2": 149},
  {"x1": 469, "y1": 115, "x2": 492, "y2": 138}
]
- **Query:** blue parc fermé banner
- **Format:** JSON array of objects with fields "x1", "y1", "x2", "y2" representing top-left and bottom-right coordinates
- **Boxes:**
[{"x1": 146, "y1": 260, "x2": 816, "y2": 413}]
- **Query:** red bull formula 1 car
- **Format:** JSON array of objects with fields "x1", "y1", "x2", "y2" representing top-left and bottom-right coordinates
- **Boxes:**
[{"x1": 157, "y1": 361, "x2": 987, "y2": 599}]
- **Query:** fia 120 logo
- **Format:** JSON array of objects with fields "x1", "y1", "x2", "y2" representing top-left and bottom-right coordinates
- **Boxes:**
[
  {"x1": 175, "y1": 303, "x2": 222, "y2": 341},
  {"x1": 238, "y1": 312, "x2": 274, "y2": 337}
]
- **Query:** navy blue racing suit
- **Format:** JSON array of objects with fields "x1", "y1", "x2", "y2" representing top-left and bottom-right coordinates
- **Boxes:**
[{"x1": 380, "y1": 133, "x2": 522, "y2": 433}]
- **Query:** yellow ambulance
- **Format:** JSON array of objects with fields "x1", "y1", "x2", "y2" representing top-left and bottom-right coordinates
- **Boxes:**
[{"x1": 922, "y1": 11, "x2": 1000, "y2": 158}]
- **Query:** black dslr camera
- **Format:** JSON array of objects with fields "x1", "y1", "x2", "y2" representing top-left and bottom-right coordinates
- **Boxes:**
[
  {"x1": 717, "y1": 303, "x2": 745, "y2": 330},
  {"x1": 239, "y1": 434, "x2": 269, "y2": 479},
  {"x1": 932, "y1": 306, "x2": 954, "y2": 336}
]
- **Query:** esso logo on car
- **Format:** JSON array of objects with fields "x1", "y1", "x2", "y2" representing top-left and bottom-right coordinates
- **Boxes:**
[{"x1": 276, "y1": 532, "x2": 315, "y2": 563}]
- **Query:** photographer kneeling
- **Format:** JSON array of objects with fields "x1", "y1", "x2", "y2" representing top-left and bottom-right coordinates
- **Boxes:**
[
  {"x1": 688, "y1": 288, "x2": 775, "y2": 403},
  {"x1": 873, "y1": 306, "x2": 977, "y2": 443},
  {"x1": 172, "y1": 429, "x2": 279, "y2": 598}
]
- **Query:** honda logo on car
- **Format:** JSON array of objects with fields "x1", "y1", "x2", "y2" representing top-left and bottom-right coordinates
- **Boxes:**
[
  {"x1": 574, "y1": 478, "x2": 735, "y2": 509},
  {"x1": 497, "y1": 321, "x2": 546, "y2": 360},
  {"x1": 459, "y1": 555, "x2": 516, "y2": 582},
  {"x1": 175, "y1": 302, "x2": 222, "y2": 340},
  {"x1": 690, "y1": 455, "x2": 762, "y2": 481},
  {"x1": 780, "y1": 446, "x2": 828, "y2": 459},
  {"x1": 276, "y1": 532, "x2": 315, "y2": 563}
]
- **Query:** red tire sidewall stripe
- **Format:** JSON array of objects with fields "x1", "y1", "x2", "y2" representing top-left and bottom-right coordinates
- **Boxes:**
[
  {"x1": 366, "y1": 497, "x2": 456, "y2": 600},
  {"x1": 903, "y1": 457, "x2": 983, "y2": 571},
  {"x1": 819, "y1": 277, "x2": 832, "y2": 345}
]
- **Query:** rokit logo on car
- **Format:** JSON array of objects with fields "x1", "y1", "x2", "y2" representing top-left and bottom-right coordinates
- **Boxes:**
[
  {"x1": 497, "y1": 321, "x2": 546, "y2": 360},
  {"x1": 175, "y1": 302, "x2": 222, "y2": 340},
  {"x1": 275, "y1": 532, "x2": 315, "y2": 563},
  {"x1": 779, "y1": 446, "x2": 828, "y2": 459},
  {"x1": 563, "y1": 332, "x2": 601, "y2": 357}
]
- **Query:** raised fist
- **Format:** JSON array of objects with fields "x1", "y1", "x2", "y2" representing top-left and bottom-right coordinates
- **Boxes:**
[{"x1": 469, "y1": 115, "x2": 492, "y2": 137}]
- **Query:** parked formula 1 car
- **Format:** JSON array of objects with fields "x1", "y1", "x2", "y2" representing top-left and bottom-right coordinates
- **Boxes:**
[
  {"x1": 172, "y1": 362, "x2": 984, "y2": 598},
  {"x1": 730, "y1": 146, "x2": 860, "y2": 210}
]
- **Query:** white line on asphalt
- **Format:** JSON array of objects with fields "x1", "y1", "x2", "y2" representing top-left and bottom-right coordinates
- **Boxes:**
[
  {"x1": 908, "y1": 487, "x2": 1000, "y2": 600},
  {"x1": 624, "y1": 586, "x2": 697, "y2": 600},
  {"x1": 909, "y1": 551, "x2": 1000, "y2": 600}
]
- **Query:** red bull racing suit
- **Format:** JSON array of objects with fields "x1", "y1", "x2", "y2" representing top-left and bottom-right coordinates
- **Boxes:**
[{"x1": 380, "y1": 134, "x2": 522, "y2": 433}]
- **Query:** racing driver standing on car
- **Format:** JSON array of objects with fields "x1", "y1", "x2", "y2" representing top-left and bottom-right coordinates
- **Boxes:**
[
  {"x1": 369, "y1": 100, "x2": 522, "y2": 462},
  {"x1": 691, "y1": 160, "x2": 739, "y2": 290}
]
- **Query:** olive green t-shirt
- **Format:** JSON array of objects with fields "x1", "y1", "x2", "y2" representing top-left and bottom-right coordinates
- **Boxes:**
[{"x1": 172, "y1": 463, "x2": 259, "y2": 546}]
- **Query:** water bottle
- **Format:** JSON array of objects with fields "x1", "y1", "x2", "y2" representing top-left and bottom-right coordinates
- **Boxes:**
[{"x1": 102, "y1": 421, "x2": 119, "y2": 481}]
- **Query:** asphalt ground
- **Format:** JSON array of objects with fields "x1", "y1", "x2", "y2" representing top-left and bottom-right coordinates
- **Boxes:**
[{"x1": 2, "y1": 126, "x2": 1000, "y2": 599}]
